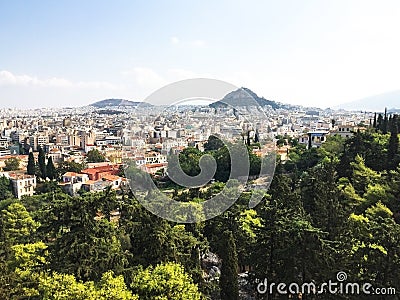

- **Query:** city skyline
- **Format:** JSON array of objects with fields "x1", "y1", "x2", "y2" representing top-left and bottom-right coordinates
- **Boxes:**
[{"x1": 1, "y1": 0, "x2": 400, "y2": 109}]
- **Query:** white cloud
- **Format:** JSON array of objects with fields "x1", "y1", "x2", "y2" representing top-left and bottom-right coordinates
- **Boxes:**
[
  {"x1": 170, "y1": 36, "x2": 180, "y2": 45},
  {"x1": 0, "y1": 70, "x2": 119, "y2": 90},
  {"x1": 127, "y1": 67, "x2": 168, "y2": 88}
]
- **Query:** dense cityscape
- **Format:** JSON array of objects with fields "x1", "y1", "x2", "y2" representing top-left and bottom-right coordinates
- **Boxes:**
[
  {"x1": 2, "y1": 1, "x2": 400, "y2": 299},
  {"x1": 2, "y1": 86, "x2": 400, "y2": 299}
]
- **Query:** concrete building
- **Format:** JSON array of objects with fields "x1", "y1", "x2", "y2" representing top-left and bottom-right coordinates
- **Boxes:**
[
  {"x1": 9, "y1": 174, "x2": 36, "y2": 199},
  {"x1": 59, "y1": 172, "x2": 89, "y2": 195}
]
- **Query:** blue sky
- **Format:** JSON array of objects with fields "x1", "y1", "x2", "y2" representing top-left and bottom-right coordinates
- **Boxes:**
[{"x1": 1, "y1": 0, "x2": 400, "y2": 108}]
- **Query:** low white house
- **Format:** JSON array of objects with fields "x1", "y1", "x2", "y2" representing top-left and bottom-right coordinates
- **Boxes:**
[{"x1": 59, "y1": 172, "x2": 89, "y2": 195}]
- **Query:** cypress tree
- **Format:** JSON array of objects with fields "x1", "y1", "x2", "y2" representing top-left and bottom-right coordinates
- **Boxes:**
[
  {"x1": 246, "y1": 131, "x2": 251, "y2": 146},
  {"x1": 254, "y1": 130, "x2": 259, "y2": 143},
  {"x1": 383, "y1": 108, "x2": 388, "y2": 134},
  {"x1": 373, "y1": 113, "x2": 377, "y2": 128},
  {"x1": 38, "y1": 146, "x2": 46, "y2": 179},
  {"x1": 46, "y1": 157, "x2": 56, "y2": 180},
  {"x1": 219, "y1": 230, "x2": 239, "y2": 300},
  {"x1": 388, "y1": 115, "x2": 399, "y2": 169},
  {"x1": 27, "y1": 152, "x2": 35, "y2": 175},
  {"x1": 377, "y1": 114, "x2": 383, "y2": 131}
]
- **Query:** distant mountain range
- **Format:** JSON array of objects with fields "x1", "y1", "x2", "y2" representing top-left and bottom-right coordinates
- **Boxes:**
[
  {"x1": 209, "y1": 88, "x2": 289, "y2": 109},
  {"x1": 90, "y1": 99, "x2": 152, "y2": 108},
  {"x1": 89, "y1": 87, "x2": 399, "y2": 113},
  {"x1": 336, "y1": 90, "x2": 400, "y2": 112}
]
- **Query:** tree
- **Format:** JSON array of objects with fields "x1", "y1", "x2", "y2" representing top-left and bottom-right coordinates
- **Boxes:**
[
  {"x1": 377, "y1": 113, "x2": 383, "y2": 132},
  {"x1": 219, "y1": 230, "x2": 239, "y2": 300},
  {"x1": 351, "y1": 154, "x2": 381, "y2": 195},
  {"x1": 3, "y1": 157, "x2": 20, "y2": 171},
  {"x1": 38, "y1": 146, "x2": 46, "y2": 179},
  {"x1": 43, "y1": 193, "x2": 127, "y2": 281},
  {"x1": 254, "y1": 130, "x2": 260, "y2": 143},
  {"x1": 56, "y1": 160, "x2": 87, "y2": 179},
  {"x1": 46, "y1": 157, "x2": 56, "y2": 180},
  {"x1": 0, "y1": 176, "x2": 13, "y2": 200},
  {"x1": 130, "y1": 262, "x2": 202, "y2": 300},
  {"x1": 0, "y1": 202, "x2": 43, "y2": 299},
  {"x1": 383, "y1": 108, "x2": 388, "y2": 134},
  {"x1": 38, "y1": 271, "x2": 138, "y2": 300},
  {"x1": 387, "y1": 115, "x2": 399, "y2": 169},
  {"x1": 0, "y1": 202, "x2": 40, "y2": 247},
  {"x1": 86, "y1": 149, "x2": 106, "y2": 163},
  {"x1": 204, "y1": 135, "x2": 224, "y2": 151},
  {"x1": 27, "y1": 152, "x2": 35, "y2": 175}
]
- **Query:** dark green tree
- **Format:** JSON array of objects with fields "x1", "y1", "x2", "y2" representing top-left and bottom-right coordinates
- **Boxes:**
[
  {"x1": 388, "y1": 115, "x2": 399, "y2": 170},
  {"x1": 254, "y1": 130, "x2": 260, "y2": 143},
  {"x1": 56, "y1": 161, "x2": 87, "y2": 179},
  {"x1": 46, "y1": 157, "x2": 56, "y2": 180},
  {"x1": 219, "y1": 230, "x2": 239, "y2": 300},
  {"x1": 0, "y1": 177, "x2": 13, "y2": 200},
  {"x1": 27, "y1": 152, "x2": 35, "y2": 175},
  {"x1": 204, "y1": 135, "x2": 224, "y2": 151},
  {"x1": 383, "y1": 108, "x2": 388, "y2": 134},
  {"x1": 377, "y1": 113, "x2": 383, "y2": 132},
  {"x1": 38, "y1": 146, "x2": 46, "y2": 179},
  {"x1": 41, "y1": 192, "x2": 127, "y2": 281}
]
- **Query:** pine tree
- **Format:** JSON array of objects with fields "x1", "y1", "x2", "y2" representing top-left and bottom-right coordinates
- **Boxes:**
[
  {"x1": 27, "y1": 152, "x2": 35, "y2": 175},
  {"x1": 38, "y1": 146, "x2": 46, "y2": 179},
  {"x1": 219, "y1": 230, "x2": 239, "y2": 300},
  {"x1": 46, "y1": 157, "x2": 56, "y2": 180}
]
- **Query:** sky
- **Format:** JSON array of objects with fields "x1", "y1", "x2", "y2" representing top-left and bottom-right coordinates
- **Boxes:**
[{"x1": 1, "y1": 0, "x2": 400, "y2": 109}]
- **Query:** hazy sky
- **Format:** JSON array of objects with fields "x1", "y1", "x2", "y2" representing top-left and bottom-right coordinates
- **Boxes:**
[{"x1": 1, "y1": 0, "x2": 400, "y2": 109}]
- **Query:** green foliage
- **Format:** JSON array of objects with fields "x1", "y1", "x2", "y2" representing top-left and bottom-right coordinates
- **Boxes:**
[
  {"x1": 0, "y1": 176, "x2": 13, "y2": 200},
  {"x1": 351, "y1": 155, "x2": 381, "y2": 195},
  {"x1": 219, "y1": 230, "x2": 239, "y2": 300},
  {"x1": 38, "y1": 271, "x2": 138, "y2": 300},
  {"x1": 27, "y1": 152, "x2": 36, "y2": 175},
  {"x1": 177, "y1": 147, "x2": 202, "y2": 177},
  {"x1": 56, "y1": 160, "x2": 87, "y2": 179},
  {"x1": 2, "y1": 127, "x2": 400, "y2": 299},
  {"x1": 204, "y1": 135, "x2": 224, "y2": 151},
  {"x1": 320, "y1": 134, "x2": 345, "y2": 157},
  {"x1": 4, "y1": 157, "x2": 21, "y2": 171},
  {"x1": 37, "y1": 192, "x2": 127, "y2": 281},
  {"x1": 86, "y1": 149, "x2": 106, "y2": 163},
  {"x1": 46, "y1": 157, "x2": 56, "y2": 180},
  {"x1": 38, "y1": 146, "x2": 47, "y2": 179},
  {"x1": 130, "y1": 262, "x2": 202, "y2": 300},
  {"x1": 1, "y1": 202, "x2": 40, "y2": 246}
]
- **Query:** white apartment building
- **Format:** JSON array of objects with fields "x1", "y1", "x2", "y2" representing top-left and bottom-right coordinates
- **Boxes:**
[
  {"x1": 29, "y1": 134, "x2": 49, "y2": 151},
  {"x1": 335, "y1": 125, "x2": 362, "y2": 139},
  {"x1": 9, "y1": 174, "x2": 36, "y2": 199}
]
